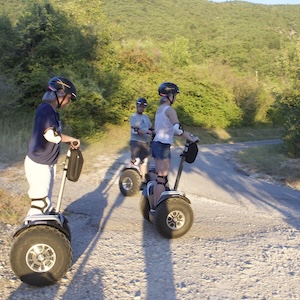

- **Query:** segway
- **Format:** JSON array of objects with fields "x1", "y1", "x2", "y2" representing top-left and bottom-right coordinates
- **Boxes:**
[
  {"x1": 119, "y1": 161, "x2": 156, "y2": 197},
  {"x1": 10, "y1": 144, "x2": 83, "y2": 286},
  {"x1": 119, "y1": 130, "x2": 156, "y2": 197},
  {"x1": 140, "y1": 139, "x2": 198, "y2": 239}
]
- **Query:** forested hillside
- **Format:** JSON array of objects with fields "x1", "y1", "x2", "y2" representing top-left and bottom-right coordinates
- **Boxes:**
[
  {"x1": 1, "y1": 0, "x2": 300, "y2": 155},
  {"x1": 102, "y1": 0, "x2": 300, "y2": 75}
]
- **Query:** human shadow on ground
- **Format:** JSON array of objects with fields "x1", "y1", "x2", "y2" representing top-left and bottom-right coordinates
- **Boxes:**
[
  {"x1": 142, "y1": 219, "x2": 177, "y2": 300},
  {"x1": 58, "y1": 150, "x2": 129, "y2": 299}
]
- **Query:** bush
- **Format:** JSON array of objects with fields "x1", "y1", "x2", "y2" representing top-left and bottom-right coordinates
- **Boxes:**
[
  {"x1": 176, "y1": 73, "x2": 243, "y2": 128},
  {"x1": 271, "y1": 82, "x2": 300, "y2": 158},
  {"x1": 282, "y1": 93, "x2": 300, "y2": 157}
]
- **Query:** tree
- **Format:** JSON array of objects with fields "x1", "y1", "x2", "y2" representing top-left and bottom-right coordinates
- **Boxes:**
[
  {"x1": 270, "y1": 43, "x2": 300, "y2": 157},
  {"x1": 162, "y1": 37, "x2": 191, "y2": 68}
]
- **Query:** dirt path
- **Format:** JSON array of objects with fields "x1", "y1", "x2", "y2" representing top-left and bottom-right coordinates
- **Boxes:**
[{"x1": 1, "y1": 140, "x2": 300, "y2": 300}]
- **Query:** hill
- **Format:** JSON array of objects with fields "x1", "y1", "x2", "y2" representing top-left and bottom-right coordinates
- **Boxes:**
[
  {"x1": 1, "y1": 0, "x2": 300, "y2": 141},
  {"x1": 102, "y1": 0, "x2": 300, "y2": 74},
  {"x1": 2, "y1": 0, "x2": 300, "y2": 76}
]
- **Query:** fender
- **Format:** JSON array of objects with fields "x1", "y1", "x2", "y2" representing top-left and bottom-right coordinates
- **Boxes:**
[
  {"x1": 13, "y1": 215, "x2": 70, "y2": 240},
  {"x1": 122, "y1": 164, "x2": 141, "y2": 175},
  {"x1": 157, "y1": 191, "x2": 191, "y2": 206}
]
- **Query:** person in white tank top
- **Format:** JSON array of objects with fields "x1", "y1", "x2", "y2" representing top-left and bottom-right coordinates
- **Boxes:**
[
  {"x1": 153, "y1": 105, "x2": 174, "y2": 145},
  {"x1": 151, "y1": 82, "x2": 199, "y2": 210}
]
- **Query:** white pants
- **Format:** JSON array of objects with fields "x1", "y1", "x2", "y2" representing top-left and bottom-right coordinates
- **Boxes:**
[{"x1": 24, "y1": 156, "x2": 56, "y2": 215}]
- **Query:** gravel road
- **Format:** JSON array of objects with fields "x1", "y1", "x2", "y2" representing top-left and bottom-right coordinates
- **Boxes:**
[{"x1": 1, "y1": 139, "x2": 300, "y2": 300}]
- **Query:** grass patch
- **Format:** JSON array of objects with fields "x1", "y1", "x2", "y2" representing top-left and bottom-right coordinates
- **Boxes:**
[
  {"x1": 81, "y1": 123, "x2": 131, "y2": 153},
  {"x1": 0, "y1": 189, "x2": 29, "y2": 225},
  {"x1": 236, "y1": 143, "x2": 300, "y2": 189},
  {"x1": 0, "y1": 112, "x2": 33, "y2": 163},
  {"x1": 183, "y1": 126, "x2": 284, "y2": 145}
]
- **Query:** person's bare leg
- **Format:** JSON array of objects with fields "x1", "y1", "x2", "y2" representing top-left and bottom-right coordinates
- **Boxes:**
[
  {"x1": 140, "y1": 162, "x2": 147, "y2": 183},
  {"x1": 153, "y1": 158, "x2": 170, "y2": 208}
]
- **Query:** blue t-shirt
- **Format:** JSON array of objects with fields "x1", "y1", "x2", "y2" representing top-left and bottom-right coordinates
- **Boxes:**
[{"x1": 27, "y1": 102, "x2": 61, "y2": 165}]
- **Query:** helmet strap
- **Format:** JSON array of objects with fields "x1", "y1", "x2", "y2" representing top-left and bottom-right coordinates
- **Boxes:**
[
  {"x1": 56, "y1": 92, "x2": 67, "y2": 109},
  {"x1": 55, "y1": 92, "x2": 61, "y2": 109},
  {"x1": 167, "y1": 94, "x2": 174, "y2": 105}
]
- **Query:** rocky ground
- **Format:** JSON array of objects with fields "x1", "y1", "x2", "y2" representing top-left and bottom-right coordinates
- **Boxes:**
[{"x1": 1, "y1": 141, "x2": 300, "y2": 300}]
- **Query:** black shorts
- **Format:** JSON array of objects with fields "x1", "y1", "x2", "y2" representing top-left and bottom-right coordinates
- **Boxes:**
[{"x1": 130, "y1": 140, "x2": 150, "y2": 162}]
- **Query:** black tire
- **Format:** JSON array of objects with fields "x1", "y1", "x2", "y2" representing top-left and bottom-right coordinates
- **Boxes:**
[
  {"x1": 139, "y1": 195, "x2": 150, "y2": 221},
  {"x1": 119, "y1": 169, "x2": 141, "y2": 196},
  {"x1": 63, "y1": 217, "x2": 71, "y2": 241},
  {"x1": 154, "y1": 198, "x2": 194, "y2": 239},
  {"x1": 10, "y1": 225, "x2": 72, "y2": 286}
]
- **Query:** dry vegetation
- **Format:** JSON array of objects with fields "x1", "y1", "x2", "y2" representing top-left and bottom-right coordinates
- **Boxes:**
[
  {"x1": 0, "y1": 190, "x2": 29, "y2": 225},
  {"x1": 236, "y1": 144, "x2": 300, "y2": 190}
]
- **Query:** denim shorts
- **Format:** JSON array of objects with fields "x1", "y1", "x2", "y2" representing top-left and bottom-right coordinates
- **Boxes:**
[{"x1": 151, "y1": 141, "x2": 171, "y2": 159}]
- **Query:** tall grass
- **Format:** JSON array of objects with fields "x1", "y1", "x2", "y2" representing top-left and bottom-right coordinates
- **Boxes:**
[{"x1": 0, "y1": 113, "x2": 33, "y2": 163}]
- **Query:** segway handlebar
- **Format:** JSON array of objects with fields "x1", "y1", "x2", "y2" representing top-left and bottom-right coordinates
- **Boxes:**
[
  {"x1": 182, "y1": 137, "x2": 199, "y2": 156},
  {"x1": 56, "y1": 142, "x2": 83, "y2": 212},
  {"x1": 70, "y1": 140, "x2": 80, "y2": 149},
  {"x1": 174, "y1": 138, "x2": 199, "y2": 190}
]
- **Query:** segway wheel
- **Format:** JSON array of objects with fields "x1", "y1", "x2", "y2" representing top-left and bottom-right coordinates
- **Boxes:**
[
  {"x1": 139, "y1": 195, "x2": 150, "y2": 221},
  {"x1": 62, "y1": 217, "x2": 71, "y2": 241},
  {"x1": 10, "y1": 225, "x2": 72, "y2": 286},
  {"x1": 119, "y1": 169, "x2": 141, "y2": 196},
  {"x1": 154, "y1": 198, "x2": 194, "y2": 239}
]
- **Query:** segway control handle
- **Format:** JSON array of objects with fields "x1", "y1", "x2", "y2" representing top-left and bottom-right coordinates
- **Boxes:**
[{"x1": 71, "y1": 140, "x2": 79, "y2": 147}]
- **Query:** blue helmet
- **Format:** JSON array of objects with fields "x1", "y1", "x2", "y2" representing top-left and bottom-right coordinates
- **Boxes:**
[
  {"x1": 48, "y1": 76, "x2": 77, "y2": 101},
  {"x1": 136, "y1": 98, "x2": 148, "y2": 106},
  {"x1": 158, "y1": 82, "x2": 180, "y2": 96}
]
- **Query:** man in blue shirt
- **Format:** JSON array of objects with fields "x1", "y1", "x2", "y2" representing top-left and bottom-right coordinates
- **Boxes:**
[{"x1": 25, "y1": 76, "x2": 80, "y2": 216}]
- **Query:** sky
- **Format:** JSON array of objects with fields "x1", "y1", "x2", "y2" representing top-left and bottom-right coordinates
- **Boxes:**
[{"x1": 212, "y1": 0, "x2": 300, "y2": 4}]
